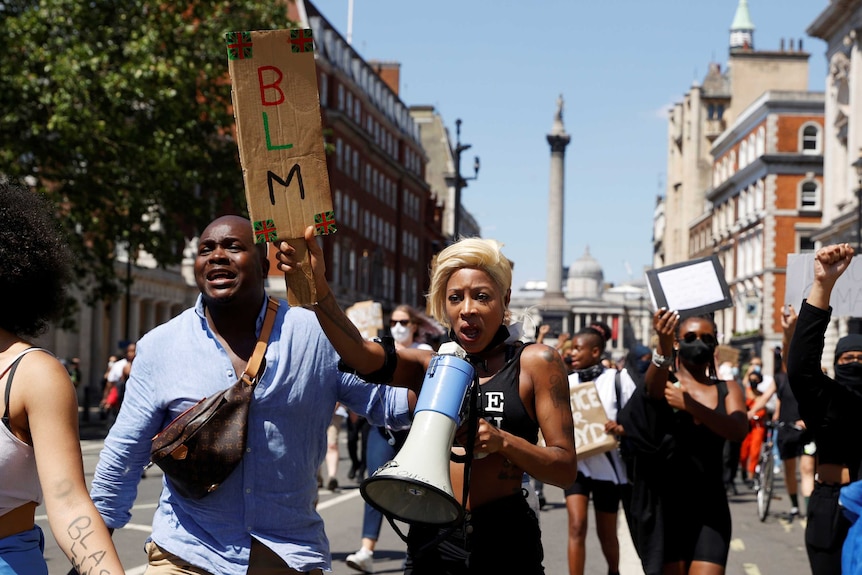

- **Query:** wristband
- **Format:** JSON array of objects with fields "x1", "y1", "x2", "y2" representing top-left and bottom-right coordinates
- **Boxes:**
[
  {"x1": 652, "y1": 349, "x2": 673, "y2": 368},
  {"x1": 337, "y1": 336, "x2": 397, "y2": 383}
]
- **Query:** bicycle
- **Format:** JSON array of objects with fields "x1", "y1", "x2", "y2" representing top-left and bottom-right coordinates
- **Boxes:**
[
  {"x1": 753, "y1": 420, "x2": 804, "y2": 521},
  {"x1": 753, "y1": 418, "x2": 777, "y2": 521}
]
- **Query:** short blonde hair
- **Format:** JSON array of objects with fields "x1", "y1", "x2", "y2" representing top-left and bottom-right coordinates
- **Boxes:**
[{"x1": 427, "y1": 238, "x2": 512, "y2": 327}]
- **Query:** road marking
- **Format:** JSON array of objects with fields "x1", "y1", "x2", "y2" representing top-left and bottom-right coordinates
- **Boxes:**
[
  {"x1": 730, "y1": 538, "x2": 746, "y2": 551},
  {"x1": 743, "y1": 563, "x2": 761, "y2": 575},
  {"x1": 317, "y1": 488, "x2": 362, "y2": 510}
]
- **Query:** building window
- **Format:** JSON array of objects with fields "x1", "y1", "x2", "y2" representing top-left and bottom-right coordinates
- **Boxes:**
[
  {"x1": 800, "y1": 180, "x2": 820, "y2": 210},
  {"x1": 348, "y1": 249, "x2": 356, "y2": 290},
  {"x1": 337, "y1": 84, "x2": 344, "y2": 111},
  {"x1": 331, "y1": 241, "x2": 341, "y2": 286},
  {"x1": 335, "y1": 139, "x2": 343, "y2": 170},
  {"x1": 799, "y1": 235, "x2": 816, "y2": 252},
  {"x1": 319, "y1": 73, "x2": 328, "y2": 107},
  {"x1": 800, "y1": 123, "x2": 821, "y2": 154}
]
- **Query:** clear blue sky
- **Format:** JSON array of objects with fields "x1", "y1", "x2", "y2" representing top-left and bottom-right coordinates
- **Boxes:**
[{"x1": 312, "y1": 0, "x2": 828, "y2": 290}]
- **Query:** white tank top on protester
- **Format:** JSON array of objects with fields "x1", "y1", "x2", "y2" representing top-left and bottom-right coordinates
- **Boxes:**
[
  {"x1": 567, "y1": 368, "x2": 637, "y2": 484},
  {"x1": 0, "y1": 348, "x2": 48, "y2": 516}
]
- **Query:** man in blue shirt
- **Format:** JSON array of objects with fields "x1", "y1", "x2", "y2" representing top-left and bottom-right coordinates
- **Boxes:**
[{"x1": 90, "y1": 215, "x2": 412, "y2": 575}]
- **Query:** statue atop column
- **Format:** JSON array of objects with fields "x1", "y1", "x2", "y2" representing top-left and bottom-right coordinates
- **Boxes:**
[{"x1": 550, "y1": 94, "x2": 567, "y2": 138}]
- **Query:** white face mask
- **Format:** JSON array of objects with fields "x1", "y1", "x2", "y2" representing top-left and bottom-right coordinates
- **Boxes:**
[{"x1": 390, "y1": 323, "x2": 412, "y2": 344}]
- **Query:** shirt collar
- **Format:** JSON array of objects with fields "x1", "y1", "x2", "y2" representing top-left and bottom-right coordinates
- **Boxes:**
[{"x1": 193, "y1": 293, "x2": 270, "y2": 336}]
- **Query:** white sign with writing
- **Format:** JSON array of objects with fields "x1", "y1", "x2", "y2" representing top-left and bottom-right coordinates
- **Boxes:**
[
  {"x1": 786, "y1": 253, "x2": 862, "y2": 316},
  {"x1": 569, "y1": 381, "x2": 617, "y2": 460}
]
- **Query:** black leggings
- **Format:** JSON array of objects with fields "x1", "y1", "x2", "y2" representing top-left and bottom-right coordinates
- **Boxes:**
[
  {"x1": 805, "y1": 482, "x2": 851, "y2": 575},
  {"x1": 664, "y1": 485, "x2": 731, "y2": 566},
  {"x1": 403, "y1": 493, "x2": 543, "y2": 575}
]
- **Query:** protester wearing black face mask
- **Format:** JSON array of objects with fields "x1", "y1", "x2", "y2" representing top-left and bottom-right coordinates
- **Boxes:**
[
  {"x1": 623, "y1": 311, "x2": 747, "y2": 575},
  {"x1": 787, "y1": 243, "x2": 862, "y2": 575}
]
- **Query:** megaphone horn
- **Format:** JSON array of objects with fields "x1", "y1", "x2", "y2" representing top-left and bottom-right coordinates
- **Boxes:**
[{"x1": 360, "y1": 346, "x2": 475, "y2": 525}]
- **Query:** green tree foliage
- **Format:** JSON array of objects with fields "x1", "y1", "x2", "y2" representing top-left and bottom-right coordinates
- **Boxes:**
[{"x1": 0, "y1": 0, "x2": 292, "y2": 302}]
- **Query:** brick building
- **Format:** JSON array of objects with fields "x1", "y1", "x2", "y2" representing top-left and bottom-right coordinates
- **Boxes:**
[
  {"x1": 284, "y1": 0, "x2": 446, "y2": 311},
  {"x1": 703, "y1": 91, "x2": 824, "y2": 361}
]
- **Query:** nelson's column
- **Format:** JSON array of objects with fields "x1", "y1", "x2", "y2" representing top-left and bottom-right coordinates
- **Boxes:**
[{"x1": 540, "y1": 95, "x2": 572, "y2": 334}]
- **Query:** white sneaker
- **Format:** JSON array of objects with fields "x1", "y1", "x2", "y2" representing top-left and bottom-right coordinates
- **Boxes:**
[{"x1": 346, "y1": 548, "x2": 374, "y2": 573}]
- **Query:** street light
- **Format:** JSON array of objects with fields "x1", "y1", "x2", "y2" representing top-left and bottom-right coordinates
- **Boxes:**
[
  {"x1": 450, "y1": 118, "x2": 479, "y2": 242},
  {"x1": 853, "y1": 151, "x2": 862, "y2": 251}
]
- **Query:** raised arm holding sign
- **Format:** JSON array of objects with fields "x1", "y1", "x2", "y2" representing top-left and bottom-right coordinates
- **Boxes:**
[{"x1": 227, "y1": 28, "x2": 334, "y2": 305}]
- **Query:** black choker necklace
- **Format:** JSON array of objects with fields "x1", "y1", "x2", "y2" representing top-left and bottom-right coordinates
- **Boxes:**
[{"x1": 448, "y1": 325, "x2": 511, "y2": 371}]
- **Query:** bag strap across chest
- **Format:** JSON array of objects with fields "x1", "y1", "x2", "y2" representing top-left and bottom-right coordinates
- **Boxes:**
[{"x1": 238, "y1": 297, "x2": 279, "y2": 388}]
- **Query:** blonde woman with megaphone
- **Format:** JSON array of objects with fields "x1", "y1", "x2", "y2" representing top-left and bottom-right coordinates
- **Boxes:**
[{"x1": 278, "y1": 231, "x2": 578, "y2": 575}]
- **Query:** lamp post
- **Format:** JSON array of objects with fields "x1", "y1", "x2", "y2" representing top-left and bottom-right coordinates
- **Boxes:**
[
  {"x1": 450, "y1": 118, "x2": 479, "y2": 242},
  {"x1": 853, "y1": 152, "x2": 862, "y2": 251}
]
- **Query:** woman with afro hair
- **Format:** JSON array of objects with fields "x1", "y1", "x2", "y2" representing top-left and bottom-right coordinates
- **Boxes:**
[{"x1": 0, "y1": 180, "x2": 125, "y2": 574}]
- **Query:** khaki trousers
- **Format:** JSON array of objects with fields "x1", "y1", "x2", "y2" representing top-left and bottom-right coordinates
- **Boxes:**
[{"x1": 144, "y1": 540, "x2": 324, "y2": 575}]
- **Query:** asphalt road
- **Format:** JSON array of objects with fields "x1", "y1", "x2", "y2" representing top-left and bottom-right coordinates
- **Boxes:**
[{"x1": 37, "y1": 428, "x2": 810, "y2": 574}]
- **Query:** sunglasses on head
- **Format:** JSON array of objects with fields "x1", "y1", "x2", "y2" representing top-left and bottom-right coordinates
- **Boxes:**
[
  {"x1": 681, "y1": 332, "x2": 717, "y2": 346},
  {"x1": 390, "y1": 319, "x2": 411, "y2": 327}
]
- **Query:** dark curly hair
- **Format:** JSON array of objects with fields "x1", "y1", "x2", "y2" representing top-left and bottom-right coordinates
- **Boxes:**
[{"x1": 0, "y1": 179, "x2": 73, "y2": 337}]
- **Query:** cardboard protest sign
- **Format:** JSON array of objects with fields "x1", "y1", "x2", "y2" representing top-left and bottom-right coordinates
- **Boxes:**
[
  {"x1": 786, "y1": 253, "x2": 862, "y2": 316},
  {"x1": 346, "y1": 301, "x2": 384, "y2": 341},
  {"x1": 715, "y1": 344, "x2": 740, "y2": 367},
  {"x1": 569, "y1": 381, "x2": 617, "y2": 459},
  {"x1": 645, "y1": 255, "x2": 733, "y2": 318},
  {"x1": 226, "y1": 28, "x2": 334, "y2": 305}
]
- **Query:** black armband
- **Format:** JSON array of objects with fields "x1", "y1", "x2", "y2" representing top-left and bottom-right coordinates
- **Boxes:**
[{"x1": 337, "y1": 336, "x2": 398, "y2": 384}]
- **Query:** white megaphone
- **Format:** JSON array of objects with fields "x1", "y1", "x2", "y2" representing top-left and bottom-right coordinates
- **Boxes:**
[{"x1": 360, "y1": 342, "x2": 475, "y2": 525}]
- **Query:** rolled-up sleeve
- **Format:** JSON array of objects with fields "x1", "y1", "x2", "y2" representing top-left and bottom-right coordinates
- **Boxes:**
[
  {"x1": 90, "y1": 340, "x2": 165, "y2": 528},
  {"x1": 338, "y1": 372, "x2": 412, "y2": 430}
]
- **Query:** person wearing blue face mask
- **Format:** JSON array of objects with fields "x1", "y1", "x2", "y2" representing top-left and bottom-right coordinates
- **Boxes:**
[{"x1": 786, "y1": 243, "x2": 862, "y2": 575}]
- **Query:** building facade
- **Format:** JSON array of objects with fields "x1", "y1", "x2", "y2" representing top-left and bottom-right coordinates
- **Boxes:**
[
  {"x1": 706, "y1": 91, "x2": 824, "y2": 363},
  {"x1": 655, "y1": 0, "x2": 819, "y2": 372},
  {"x1": 805, "y1": 0, "x2": 862, "y2": 363},
  {"x1": 657, "y1": 0, "x2": 809, "y2": 271},
  {"x1": 410, "y1": 105, "x2": 481, "y2": 241},
  {"x1": 288, "y1": 0, "x2": 445, "y2": 311}
]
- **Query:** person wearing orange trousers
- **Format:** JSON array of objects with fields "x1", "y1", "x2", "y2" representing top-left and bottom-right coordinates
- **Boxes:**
[{"x1": 740, "y1": 371, "x2": 767, "y2": 482}]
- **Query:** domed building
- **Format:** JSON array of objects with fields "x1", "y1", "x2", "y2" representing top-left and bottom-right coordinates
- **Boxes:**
[
  {"x1": 509, "y1": 245, "x2": 651, "y2": 361},
  {"x1": 566, "y1": 246, "x2": 603, "y2": 299}
]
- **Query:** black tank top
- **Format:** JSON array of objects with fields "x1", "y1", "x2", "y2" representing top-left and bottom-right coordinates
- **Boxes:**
[
  {"x1": 478, "y1": 344, "x2": 539, "y2": 445},
  {"x1": 670, "y1": 379, "x2": 729, "y2": 486}
]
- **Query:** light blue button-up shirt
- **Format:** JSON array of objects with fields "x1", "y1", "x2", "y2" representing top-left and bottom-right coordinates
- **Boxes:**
[{"x1": 90, "y1": 295, "x2": 411, "y2": 574}]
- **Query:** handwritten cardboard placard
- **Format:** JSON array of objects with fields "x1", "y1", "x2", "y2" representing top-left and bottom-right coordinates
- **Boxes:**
[
  {"x1": 226, "y1": 28, "x2": 334, "y2": 305},
  {"x1": 786, "y1": 253, "x2": 862, "y2": 316},
  {"x1": 645, "y1": 255, "x2": 733, "y2": 319},
  {"x1": 346, "y1": 301, "x2": 384, "y2": 341},
  {"x1": 569, "y1": 381, "x2": 617, "y2": 460}
]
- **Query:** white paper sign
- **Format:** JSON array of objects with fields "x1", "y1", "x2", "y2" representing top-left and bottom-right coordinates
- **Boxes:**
[
  {"x1": 785, "y1": 254, "x2": 862, "y2": 316},
  {"x1": 645, "y1": 255, "x2": 733, "y2": 318}
]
